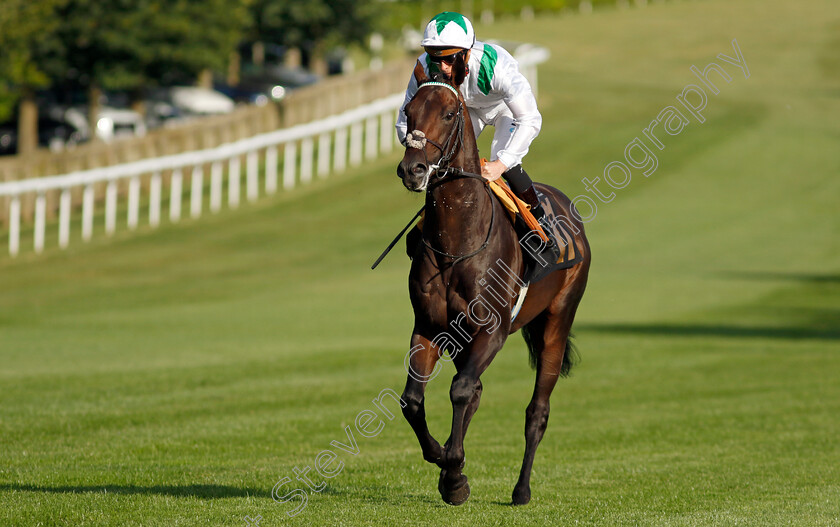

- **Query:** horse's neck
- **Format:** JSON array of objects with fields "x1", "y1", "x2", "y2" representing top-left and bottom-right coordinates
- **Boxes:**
[
  {"x1": 458, "y1": 112, "x2": 482, "y2": 175},
  {"x1": 425, "y1": 178, "x2": 492, "y2": 257},
  {"x1": 423, "y1": 106, "x2": 492, "y2": 254},
  {"x1": 429, "y1": 109, "x2": 492, "y2": 250}
]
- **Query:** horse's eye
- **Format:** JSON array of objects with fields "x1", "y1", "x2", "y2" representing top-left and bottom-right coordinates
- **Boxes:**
[{"x1": 445, "y1": 111, "x2": 455, "y2": 120}]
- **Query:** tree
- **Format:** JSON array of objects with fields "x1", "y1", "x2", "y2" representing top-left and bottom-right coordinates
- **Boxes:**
[
  {"x1": 47, "y1": 0, "x2": 251, "y2": 136},
  {"x1": 248, "y1": 0, "x2": 378, "y2": 69},
  {"x1": 0, "y1": 0, "x2": 65, "y2": 153}
]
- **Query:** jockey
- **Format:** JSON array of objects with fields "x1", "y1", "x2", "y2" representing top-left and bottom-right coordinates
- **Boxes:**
[{"x1": 396, "y1": 11, "x2": 548, "y2": 223}]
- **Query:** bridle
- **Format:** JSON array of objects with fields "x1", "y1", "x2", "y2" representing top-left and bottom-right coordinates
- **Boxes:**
[
  {"x1": 404, "y1": 81, "x2": 466, "y2": 182},
  {"x1": 403, "y1": 81, "x2": 495, "y2": 266}
]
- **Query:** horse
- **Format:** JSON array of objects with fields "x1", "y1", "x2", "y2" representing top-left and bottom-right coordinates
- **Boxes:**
[{"x1": 395, "y1": 59, "x2": 591, "y2": 506}]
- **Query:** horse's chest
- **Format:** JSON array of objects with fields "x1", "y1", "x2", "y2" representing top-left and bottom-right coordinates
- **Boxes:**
[{"x1": 413, "y1": 272, "x2": 481, "y2": 329}]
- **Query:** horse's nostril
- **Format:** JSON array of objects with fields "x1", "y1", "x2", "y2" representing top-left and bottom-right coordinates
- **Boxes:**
[
  {"x1": 412, "y1": 164, "x2": 427, "y2": 177},
  {"x1": 397, "y1": 164, "x2": 406, "y2": 179}
]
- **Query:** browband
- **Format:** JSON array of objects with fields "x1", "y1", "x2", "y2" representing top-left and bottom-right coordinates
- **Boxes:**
[{"x1": 417, "y1": 81, "x2": 460, "y2": 98}]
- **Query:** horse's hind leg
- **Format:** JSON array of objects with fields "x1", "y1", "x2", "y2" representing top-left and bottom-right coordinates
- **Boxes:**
[{"x1": 512, "y1": 312, "x2": 574, "y2": 505}]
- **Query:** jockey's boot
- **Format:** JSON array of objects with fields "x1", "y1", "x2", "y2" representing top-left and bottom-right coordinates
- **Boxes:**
[
  {"x1": 516, "y1": 184, "x2": 546, "y2": 223},
  {"x1": 503, "y1": 165, "x2": 549, "y2": 225},
  {"x1": 514, "y1": 183, "x2": 564, "y2": 267}
]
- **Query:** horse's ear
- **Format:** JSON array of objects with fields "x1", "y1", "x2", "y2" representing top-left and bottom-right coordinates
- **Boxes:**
[
  {"x1": 452, "y1": 51, "x2": 469, "y2": 88},
  {"x1": 413, "y1": 60, "x2": 429, "y2": 85}
]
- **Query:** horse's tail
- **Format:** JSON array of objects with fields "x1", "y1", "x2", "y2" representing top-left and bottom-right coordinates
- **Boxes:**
[{"x1": 522, "y1": 327, "x2": 578, "y2": 377}]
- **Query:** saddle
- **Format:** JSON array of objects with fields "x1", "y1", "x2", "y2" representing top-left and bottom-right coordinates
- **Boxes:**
[{"x1": 488, "y1": 181, "x2": 583, "y2": 283}]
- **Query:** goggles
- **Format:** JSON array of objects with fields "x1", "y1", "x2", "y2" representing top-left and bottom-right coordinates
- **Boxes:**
[{"x1": 425, "y1": 47, "x2": 464, "y2": 65}]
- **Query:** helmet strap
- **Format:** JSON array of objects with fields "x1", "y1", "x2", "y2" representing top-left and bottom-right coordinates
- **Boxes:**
[{"x1": 461, "y1": 50, "x2": 470, "y2": 76}]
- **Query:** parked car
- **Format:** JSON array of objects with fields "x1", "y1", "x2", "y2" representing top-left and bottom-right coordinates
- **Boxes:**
[
  {"x1": 166, "y1": 87, "x2": 235, "y2": 116},
  {"x1": 0, "y1": 107, "x2": 86, "y2": 155},
  {"x1": 38, "y1": 110, "x2": 87, "y2": 151},
  {"x1": 44, "y1": 105, "x2": 145, "y2": 147},
  {"x1": 213, "y1": 80, "x2": 273, "y2": 106},
  {"x1": 143, "y1": 98, "x2": 186, "y2": 130},
  {"x1": 218, "y1": 66, "x2": 320, "y2": 107},
  {"x1": 217, "y1": 75, "x2": 293, "y2": 105},
  {"x1": 241, "y1": 64, "x2": 320, "y2": 91},
  {"x1": 271, "y1": 65, "x2": 320, "y2": 87},
  {"x1": 93, "y1": 106, "x2": 147, "y2": 141}
]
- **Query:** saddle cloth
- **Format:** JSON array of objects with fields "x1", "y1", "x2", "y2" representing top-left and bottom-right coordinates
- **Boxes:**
[
  {"x1": 488, "y1": 180, "x2": 582, "y2": 270},
  {"x1": 531, "y1": 189, "x2": 583, "y2": 270}
]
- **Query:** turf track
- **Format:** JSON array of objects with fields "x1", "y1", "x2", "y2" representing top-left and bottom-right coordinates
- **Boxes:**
[{"x1": 1, "y1": 0, "x2": 839, "y2": 525}]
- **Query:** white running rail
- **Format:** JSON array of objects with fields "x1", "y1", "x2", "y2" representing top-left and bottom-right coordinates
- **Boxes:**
[{"x1": 0, "y1": 45, "x2": 548, "y2": 257}]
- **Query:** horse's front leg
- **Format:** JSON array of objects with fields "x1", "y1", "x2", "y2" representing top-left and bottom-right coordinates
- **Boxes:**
[
  {"x1": 435, "y1": 371, "x2": 481, "y2": 506},
  {"x1": 438, "y1": 332, "x2": 505, "y2": 505},
  {"x1": 402, "y1": 333, "x2": 444, "y2": 465}
]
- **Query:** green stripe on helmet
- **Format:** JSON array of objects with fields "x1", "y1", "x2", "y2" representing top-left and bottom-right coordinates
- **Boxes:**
[{"x1": 433, "y1": 12, "x2": 468, "y2": 35}]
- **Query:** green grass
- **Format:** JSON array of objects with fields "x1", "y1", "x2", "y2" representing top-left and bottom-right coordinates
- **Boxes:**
[{"x1": 2, "y1": 0, "x2": 839, "y2": 525}]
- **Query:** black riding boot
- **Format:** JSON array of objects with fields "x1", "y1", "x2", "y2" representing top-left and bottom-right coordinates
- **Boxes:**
[
  {"x1": 502, "y1": 165, "x2": 548, "y2": 221},
  {"x1": 503, "y1": 166, "x2": 563, "y2": 273},
  {"x1": 515, "y1": 184, "x2": 548, "y2": 223}
]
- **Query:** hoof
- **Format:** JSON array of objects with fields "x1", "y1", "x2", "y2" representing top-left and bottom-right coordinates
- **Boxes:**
[
  {"x1": 438, "y1": 469, "x2": 470, "y2": 506},
  {"x1": 512, "y1": 485, "x2": 531, "y2": 506}
]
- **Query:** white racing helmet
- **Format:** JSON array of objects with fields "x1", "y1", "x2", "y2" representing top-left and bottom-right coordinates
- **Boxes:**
[{"x1": 421, "y1": 12, "x2": 475, "y2": 55}]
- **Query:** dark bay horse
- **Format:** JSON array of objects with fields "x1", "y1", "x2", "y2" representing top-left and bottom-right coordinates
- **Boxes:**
[{"x1": 395, "y1": 60, "x2": 591, "y2": 506}]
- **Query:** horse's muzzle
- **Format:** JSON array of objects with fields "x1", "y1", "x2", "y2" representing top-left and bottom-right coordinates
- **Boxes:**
[{"x1": 397, "y1": 160, "x2": 430, "y2": 192}]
